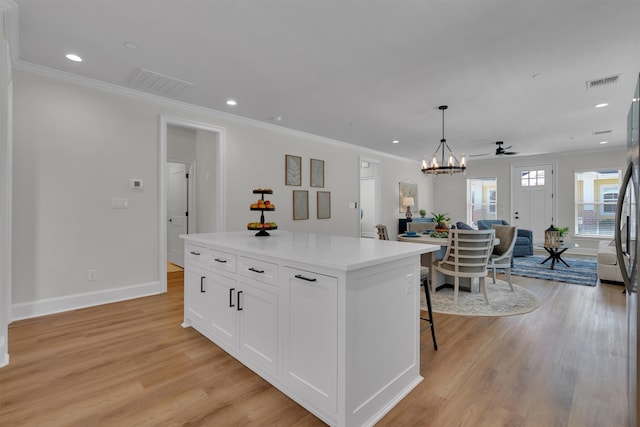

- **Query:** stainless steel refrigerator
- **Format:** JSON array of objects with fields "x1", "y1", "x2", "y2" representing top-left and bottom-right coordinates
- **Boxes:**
[{"x1": 617, "y1": 73, "x2": 639, "y2": 427}]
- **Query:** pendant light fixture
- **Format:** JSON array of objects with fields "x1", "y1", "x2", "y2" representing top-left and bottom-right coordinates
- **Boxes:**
[{"x1": 421, "y1": 105, "x2": 466, "y2": 175}]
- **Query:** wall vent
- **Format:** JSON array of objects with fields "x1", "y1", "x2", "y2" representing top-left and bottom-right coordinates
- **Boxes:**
[
  {"x1": 593, "y1": 130, "x2": 613, "y2": 135},
  {"x1": 586, "y1": 74, "x2": 621, "y2": 89},
  {"x1": 129, "y1": 68, "x2": 193, "y2": 97}
]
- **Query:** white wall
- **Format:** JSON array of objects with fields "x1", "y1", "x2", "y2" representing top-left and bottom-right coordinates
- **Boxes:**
[
  {"x1": 433, "y1": 148, "x2": 627, "y2": 253},
  {"x1": 0, "y1": 1, "x2": 14, "y2": 367},
  {"x1": 11, "y1": 68, "x2": 431, "y2": 318}
]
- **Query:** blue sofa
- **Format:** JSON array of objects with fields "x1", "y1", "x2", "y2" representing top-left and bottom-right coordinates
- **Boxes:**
[{"x1": 477, "y1": 219, "x2": 533, "y2": 257}]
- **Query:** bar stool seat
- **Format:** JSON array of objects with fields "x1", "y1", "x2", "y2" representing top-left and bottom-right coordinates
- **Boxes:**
[{"x1": 420, "y1": 266, "x2": 438, "y2": 350}]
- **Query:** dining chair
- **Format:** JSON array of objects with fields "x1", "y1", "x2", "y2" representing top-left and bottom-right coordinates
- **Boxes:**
[
  {"x1": 432, "y1": 229, "x2": 495, "y2": 304},
  {"x1": 487, "y1": 225, "x2": 518, "y2": 291},
  {"x1": 375, "y1": 224, "x2": 389, "y2": 240},
  {"x1": 407, "y1": 222, "x2": 436, "y2": 233}
]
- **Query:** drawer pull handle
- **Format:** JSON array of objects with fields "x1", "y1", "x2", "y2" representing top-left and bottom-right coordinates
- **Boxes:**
[
  {"x1": 214, "y1": 258, "x2": 228, "y2": 263},
  {"x1": 229, "y1": 288, "x2": 235, "y2": 307},
  {"x1": 237, "y1": 290, "x2": 243, "y2": 311},
  {"x1": 190, "y1": 251, "x2": 201, "y2": 256},
  {"x1": 200, "y1": 276, "x2": 206, "y2": 293},
  {"x1": 248, "y1": 267, "x2": 265, "y2": 274},
  {"x1": 294, "y1": 274, "x2": 317, "y2": 282}
]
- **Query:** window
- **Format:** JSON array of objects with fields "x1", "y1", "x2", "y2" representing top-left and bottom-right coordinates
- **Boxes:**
[
  {"x1": 467, "y1": 178, "x2": 497, "y2": 227},
  {"x1": 521, "y1": 169, "x2": 545, "y2": 187},
  {"x1": 575, "y1": 170, "x2": 621, "y2": 237}
]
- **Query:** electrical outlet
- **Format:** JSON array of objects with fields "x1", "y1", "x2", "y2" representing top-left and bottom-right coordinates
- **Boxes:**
[
  {"x1": 88, "y1": 269, "x2": 97, "y2": 281},
  {"x1": 111, "y1": 198, "x2": 128, "y2": 209}
]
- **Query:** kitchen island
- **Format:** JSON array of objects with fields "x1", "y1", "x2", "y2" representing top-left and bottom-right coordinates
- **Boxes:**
[{"x1": 181, "y1": 231, "x2": 438, "y2": 427}]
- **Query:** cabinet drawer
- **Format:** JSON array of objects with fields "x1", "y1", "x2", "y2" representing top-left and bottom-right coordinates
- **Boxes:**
[
  {"x1": 239, "y1": 256, "x2": 278, "y2": 287},
  {"x1": 185, "y1": 243, "x2": 208, "y2": 266},
  {"x1": 207, "y1": 248, "x2": 237, "y2": 274}
]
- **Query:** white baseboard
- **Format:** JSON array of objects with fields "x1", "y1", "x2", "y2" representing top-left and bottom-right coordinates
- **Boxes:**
[{"x1": 11, "y1": 281, "x2": 163, "y2": 321}]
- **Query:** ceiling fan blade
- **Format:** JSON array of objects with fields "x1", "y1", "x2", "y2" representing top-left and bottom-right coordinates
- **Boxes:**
[{"x1": 469, "y1": 152, "x2": 492, "y2": 157}]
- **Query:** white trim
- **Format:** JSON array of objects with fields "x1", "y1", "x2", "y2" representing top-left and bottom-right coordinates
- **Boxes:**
[
  {"x1": 14, "y1": 60, "x2": 415, "y2": 163},
  {"x1": 11, "y1": 281, "x2": 163, "y2": 321},
  {"x1": 159, "y1": 115, "x2": 226, "y2": 294}
]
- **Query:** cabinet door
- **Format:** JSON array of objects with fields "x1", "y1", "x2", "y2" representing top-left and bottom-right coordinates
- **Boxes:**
[
  {"x1": 184, "y1": 264, "x2": 209, "y2": 327},
  {"x1": 237, "y1": 280, "x2": 278, "y2": 376},
  {"x1": 283, "y1": 268, "x2": 338, "y2": 415},
  {"x1": 208, "y1": 272, "x2": 238, "y2": 349}
]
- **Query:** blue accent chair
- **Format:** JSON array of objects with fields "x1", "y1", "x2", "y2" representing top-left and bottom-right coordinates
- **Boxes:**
[{"x1": 477, "y1": 219, "x2": 533, "y2": 257}]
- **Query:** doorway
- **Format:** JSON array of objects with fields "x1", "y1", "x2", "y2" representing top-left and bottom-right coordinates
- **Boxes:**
[
  {"x1": 511, "y1": 163, "x2": 555, "y2": 240},
  {"x1": 359, "y1": 158, "x2": 380, "y2": 238},
  {"x1": 159, "y1": 115, "x2": 226, "y2": 292},
  {"x1": 167, "y1": 162, "x2": 194, "y2": 268}
]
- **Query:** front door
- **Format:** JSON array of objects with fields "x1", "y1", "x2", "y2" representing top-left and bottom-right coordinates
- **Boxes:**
[{"x1": 511, "y1": 164, "x2": 554, "y2": 241}]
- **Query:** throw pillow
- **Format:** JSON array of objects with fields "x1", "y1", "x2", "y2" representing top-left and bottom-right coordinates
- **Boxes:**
[
  {"x1": 492, "y1": 224, "x2": 516, "y2": 256},
  {"x1": 456, "y1": 221, "x2": 474, "y2": 230}
]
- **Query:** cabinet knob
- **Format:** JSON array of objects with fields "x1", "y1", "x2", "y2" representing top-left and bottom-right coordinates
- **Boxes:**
[
  {"x1": 190, "y1": 251, "x2": 201, "y2": 256},
  {"x1": 248, "y1": 267, "x2": 265, "y2": 274},
  {"x1": 214, "y1": 258, "x2": 227, "y2": 263},
  {"x1": 229, "y1": 288, "x2": 235, "y2": 307},
  {"x1": 294, "y1": 274, "x2": 317, "y2": 282},
  {"x1": 200, "y1": 276, "x2": 206, "y2": 293}
]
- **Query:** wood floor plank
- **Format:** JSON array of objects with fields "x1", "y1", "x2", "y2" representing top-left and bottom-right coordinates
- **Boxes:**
[{"x1": 0, "y1": 274, "x2": 630, "y2": 426}]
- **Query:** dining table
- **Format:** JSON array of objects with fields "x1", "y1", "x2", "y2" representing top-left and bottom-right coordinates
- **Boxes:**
[{"x1": 397, "y1": 232, "x2": 499, "y2": 293}]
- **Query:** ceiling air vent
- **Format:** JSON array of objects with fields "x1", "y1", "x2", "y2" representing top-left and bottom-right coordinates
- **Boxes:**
[
  {"x1": 129, "y1": 68, "x2": 193, "y2": 97},
  {"x1": 586, "y1": 74, "x2": 621, "y2": 89}
]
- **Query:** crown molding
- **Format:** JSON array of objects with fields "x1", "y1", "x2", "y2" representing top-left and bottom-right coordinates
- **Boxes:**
[{"x1": 13, "y1": 59, "x2": 416, "y2": 164}]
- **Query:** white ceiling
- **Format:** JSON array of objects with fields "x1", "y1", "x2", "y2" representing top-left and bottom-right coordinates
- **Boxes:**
[{"x1": 8, "y1": 0, "x2": 640, "y2": 162}]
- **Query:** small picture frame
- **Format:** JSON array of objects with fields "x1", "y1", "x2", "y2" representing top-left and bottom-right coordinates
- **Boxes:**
[
  {"x1": 285, "y1": 154, "x2": 302, "y2": 186},
  {"x1": 293, "y1": 190, "x2": 309, "y2": 220},
  {"x1": 317, "y1": 191, "x2": 331, "y2": 219},
  {"x1": 310, "y1": 158, "x2": 324, "y2": 188}
]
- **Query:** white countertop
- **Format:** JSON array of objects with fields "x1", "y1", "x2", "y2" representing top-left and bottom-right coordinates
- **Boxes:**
[{"x1": 182, "y1": 230, "x2": 439, "y2": 271}]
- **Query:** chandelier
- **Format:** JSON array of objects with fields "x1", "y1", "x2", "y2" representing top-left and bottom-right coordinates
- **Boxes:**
[{"x1": 421, "y1": 105, "x2": 466, "y2": 175}]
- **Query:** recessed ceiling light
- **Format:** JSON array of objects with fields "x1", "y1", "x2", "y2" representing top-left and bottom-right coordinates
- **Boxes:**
[
  {"x1": 392, "y1": 140, "x2": 399, "y2": 144},
  {"x1": 124, "y1": 42, "x2": 137, "y2": 49},
  {"x1": 599, "y1": 141, "x2": 609, "y2": 145},
  {"x1": 226, "y1": 99, "x2": 237, "y2": 106},
  {"x1": 594, "y1": 103, "x2": 609, "y2": 108},
  {"x1": 65, "y1": 53, "x2": 82, "y2": 62}
]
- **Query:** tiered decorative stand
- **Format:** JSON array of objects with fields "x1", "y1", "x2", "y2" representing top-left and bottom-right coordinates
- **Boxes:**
[{"x1": 248, "y1": 189, "x2": 277, "y2": 236}]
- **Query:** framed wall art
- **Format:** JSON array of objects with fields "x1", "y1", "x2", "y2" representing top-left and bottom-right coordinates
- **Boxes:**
[
  {"x1": 398, "y1": 181, "x2": 418, "y2": 213},
  {"x1": 285, "y1": 154, "x2": 302, "y2": 186},
  {"x1": 293, "y1": 190, "x2": 309, "y2": 220},
  {"x1": 310, "y1": 158, "x2": 324, "y2": 188},
  {"x1": 317, "y1": 191, "x2": 331, "y2": 219}
]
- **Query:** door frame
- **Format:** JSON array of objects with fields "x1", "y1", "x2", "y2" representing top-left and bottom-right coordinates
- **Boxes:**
[{"x1": 159, "y1": 115, "x2": 226, "y2": 292}]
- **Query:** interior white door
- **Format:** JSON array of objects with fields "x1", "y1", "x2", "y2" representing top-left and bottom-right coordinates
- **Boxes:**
[
  {"x1": 168, "y1": 162, "x2": 188, "y2": 267},
  {"x1": 512, "y1": 164, "x2": 554, "y2": 241}
]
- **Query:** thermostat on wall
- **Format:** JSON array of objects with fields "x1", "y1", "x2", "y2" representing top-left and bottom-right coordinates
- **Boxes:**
[{"x1": 130, "y1": 179, "x2": 143, "y2": 190}]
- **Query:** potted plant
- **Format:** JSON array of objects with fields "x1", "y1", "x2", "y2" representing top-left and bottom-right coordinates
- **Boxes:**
[
  {"x1": 431, "y1": 212, "x2": 450, "y2": 231},
  {"x1": 558, "y1": 226, "x2": 569, "y2": 243},
  {"x1": 419, "y1": 209, "x2": 426, "y2": 218}
]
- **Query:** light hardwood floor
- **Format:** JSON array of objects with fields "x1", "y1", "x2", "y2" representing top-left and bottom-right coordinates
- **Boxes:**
[{"x1": 0, "y1": 273, "x2": 630, "y2": 426}]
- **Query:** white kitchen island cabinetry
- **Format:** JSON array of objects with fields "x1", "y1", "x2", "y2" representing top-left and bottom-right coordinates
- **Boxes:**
[{"x1": 181, "y1": 231, "x2": 438, "y2": 427}]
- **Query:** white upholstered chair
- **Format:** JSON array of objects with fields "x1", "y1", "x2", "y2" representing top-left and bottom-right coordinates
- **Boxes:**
[
  {"x1": 487, "y1": 224, "x2": 518, "y2": 291},
  {"x1": 432, "y1": 229, "x2": 495, "y2": 304}
]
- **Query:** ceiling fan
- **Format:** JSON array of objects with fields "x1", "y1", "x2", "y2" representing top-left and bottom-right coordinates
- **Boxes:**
[{"x1": 470, "y1": 141, "x2": 518, "y2": 157}]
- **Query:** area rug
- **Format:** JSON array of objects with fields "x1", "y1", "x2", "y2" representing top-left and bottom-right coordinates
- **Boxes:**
[
  {"x1": 510, "y1": 255, "x2": 598, "y2": 286},
  {"x1": 420, "y1": 279, "x2": 541, "y2": 317}
]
